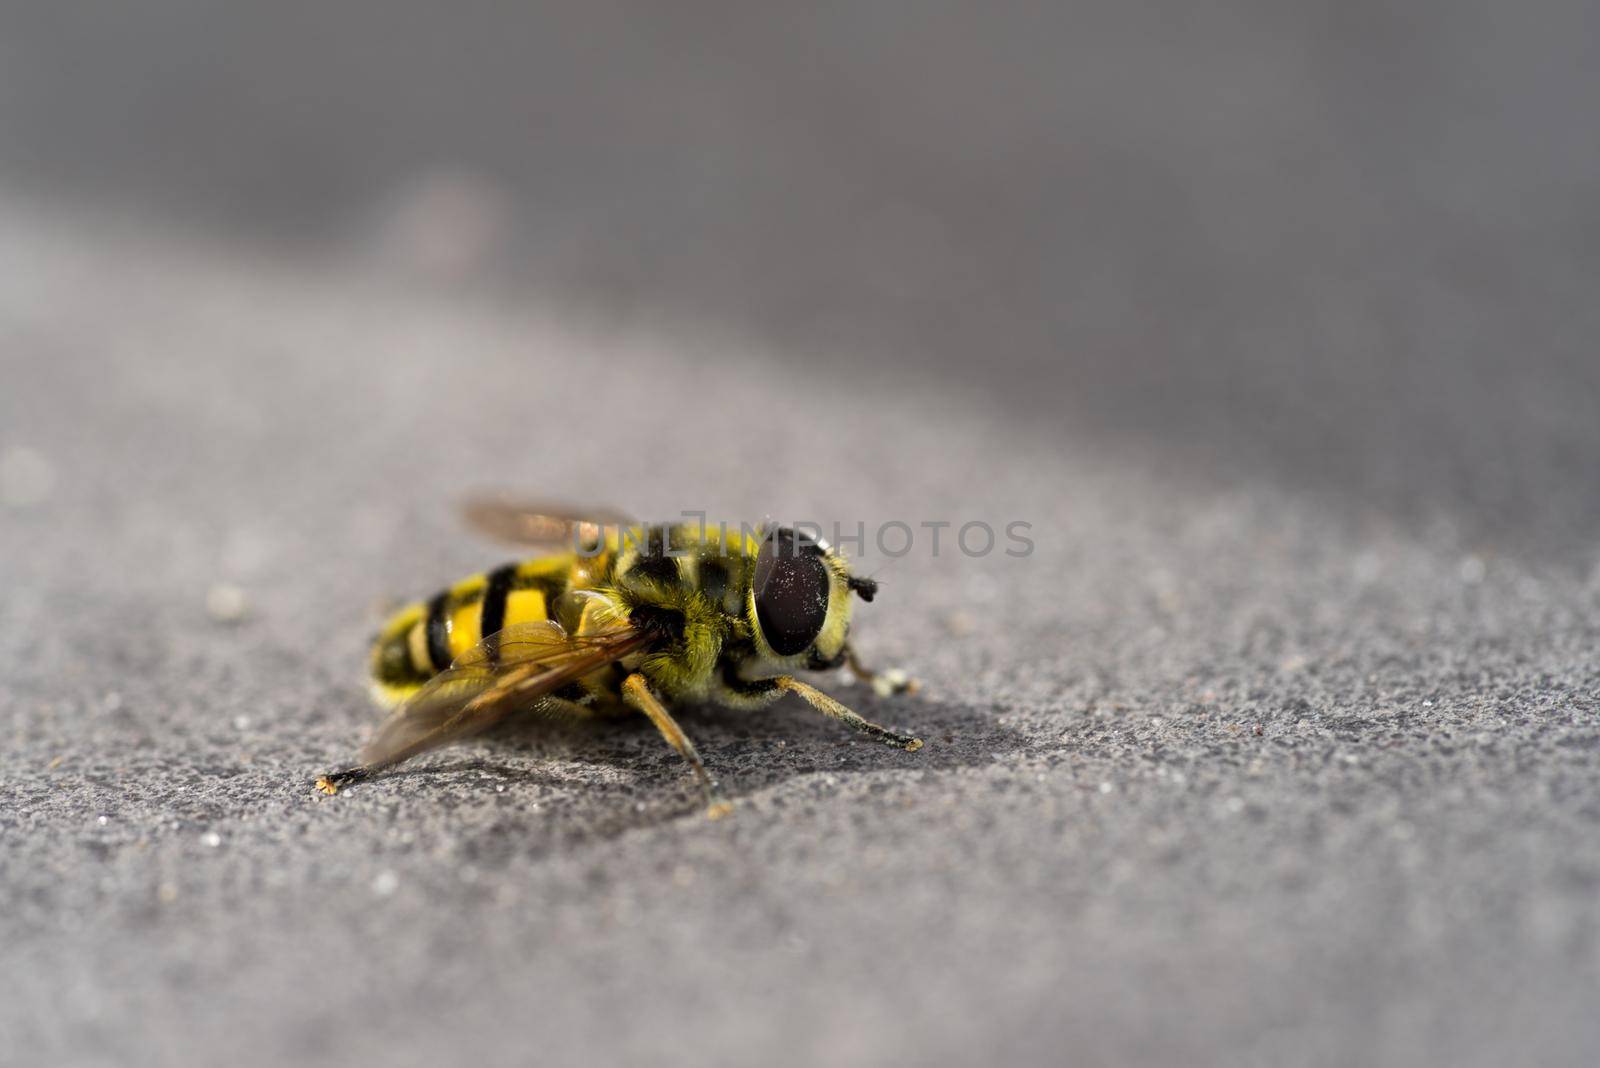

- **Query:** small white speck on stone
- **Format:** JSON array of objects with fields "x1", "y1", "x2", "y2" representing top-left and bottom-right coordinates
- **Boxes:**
[
  {"x1": 232, "y1": 715, "x2": 251, "y2": 731},
  {"x1": 200, "y1": 831, "x2": 222, "y2": 848},
  {"x1": 496, "y1": 784, "x2": 505, "y2": 793},
  {"x1": 206, "y1": 582, "x2": 251, "y2": 622},
  {"x1": 97, "y1": 815, "x2": 109, "y2": 825},
  {"x1": 1224, "y1": 796, "x2": 1245, "y2": 814},
  {"x1": 1098, "y1": 781, "x2": 1113, "y2": 794},
  {"x1": 0, "y1": 446, "x2": 56, "y2": 508},
  {"x1": 372, "y1": 870, "x2": 399, "y2": 897},
  {"x1": 103, "y1": 692, "x2": 123, "y2": 713}
]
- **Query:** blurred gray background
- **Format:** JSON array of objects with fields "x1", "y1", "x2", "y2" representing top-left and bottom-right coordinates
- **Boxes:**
[
  {"x1": 5, "y1": 2, "x2": 1599, "y2": 556},
  {"x1": 3, "y1": 4, "x2": 1599, "y2": 1066}
]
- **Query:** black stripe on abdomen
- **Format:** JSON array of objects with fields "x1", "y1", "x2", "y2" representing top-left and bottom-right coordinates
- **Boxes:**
[
  {"x1": 424, "y1": 590, "x2": 452, "y2": 672},
  {"x1": 479, "y1": 563, "x2": 518, "y2": 656}
]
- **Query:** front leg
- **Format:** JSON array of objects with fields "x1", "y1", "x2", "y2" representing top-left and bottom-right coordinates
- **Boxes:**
[
  {"x1": 776, "y1": 676, "x2": 922, "y2": 751},
  {"x1": 621, "y1": 673, "x2": 733, "y2": 820}
]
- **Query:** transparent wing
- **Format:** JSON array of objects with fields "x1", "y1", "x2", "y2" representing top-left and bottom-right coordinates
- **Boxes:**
[
  {"x1": 461, "y1": 493, "x2": 633, "y2": 551},
  {"x1": 355, "y1": 620, "x2": 652, "y2": 774}
]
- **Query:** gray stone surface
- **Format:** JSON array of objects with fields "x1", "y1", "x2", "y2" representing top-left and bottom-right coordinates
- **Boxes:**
[
  {"x1": 2, "y1": 202, "x2": 1598, "y2": 1067},
  {"x1": 3, "y1": 5, "x2": 1600, "y2": 1064}
]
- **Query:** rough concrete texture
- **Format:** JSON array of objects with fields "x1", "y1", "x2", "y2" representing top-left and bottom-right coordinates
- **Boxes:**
[
  {"x1": 3, "y1": 200, "x2": 1599, "y2": 1067},
  {"x1": 4, "y1": 7, "x2": 1600, "y2": 1064}
]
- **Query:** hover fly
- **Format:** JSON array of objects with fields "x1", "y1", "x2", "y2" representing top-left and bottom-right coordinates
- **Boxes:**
[{"x1": 315, "y1": 499, "x2": 920, "y2": 818}]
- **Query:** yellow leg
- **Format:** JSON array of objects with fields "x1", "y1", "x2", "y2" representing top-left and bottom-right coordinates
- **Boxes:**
[
  {"x1": 532, "y1": 695, "x2": 603, "y2": 722},
  {"x1": 775, "y1": 677, "x2": 923, "y2": 751},
  {"x1": 621, "y1": 673, "x2": 732, "y2": 820}
]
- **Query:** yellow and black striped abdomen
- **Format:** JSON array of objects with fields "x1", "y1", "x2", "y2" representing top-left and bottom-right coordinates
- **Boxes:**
[{"x1": 369, "y1": 554, "x2": 576, "y2": 706}]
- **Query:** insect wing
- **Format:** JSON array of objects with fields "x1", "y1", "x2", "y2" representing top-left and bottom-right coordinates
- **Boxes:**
[
  {"x1": 461, "y1": 494, "x2": 633, "y2": 552},
  {"x1": 357, "y1": 620, "x2": 650, "y2": 771}
]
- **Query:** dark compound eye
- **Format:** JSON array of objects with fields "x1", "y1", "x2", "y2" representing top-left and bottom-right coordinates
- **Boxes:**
[{"x1": 753, "y1": 528, "x2": 831, "y2": 656}]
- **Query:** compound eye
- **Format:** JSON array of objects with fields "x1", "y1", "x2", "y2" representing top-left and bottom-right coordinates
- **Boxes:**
[{"x1": 753, "y1": 528, "x2": 831, "y2": 656}]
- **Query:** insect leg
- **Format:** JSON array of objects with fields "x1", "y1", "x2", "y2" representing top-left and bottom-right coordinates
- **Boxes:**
[
  {"x1": 315, "y1": 766, "x2": 371, "y2": 793},
  {"x1": 843, "y1": 645, "x2": 919, "y2": 697},
  {"x1": 776, "y1": 676, "x2": 923, "y2": 751},
  {"x1": 313, "y1": 699, "x2": 485, "y2": 794},
  {"x1": 532, "y1": 695, "x2": 605, "y2": 722},
  {"x1": 620, "y1": 673, "x2": 733, "y2": 820}
]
